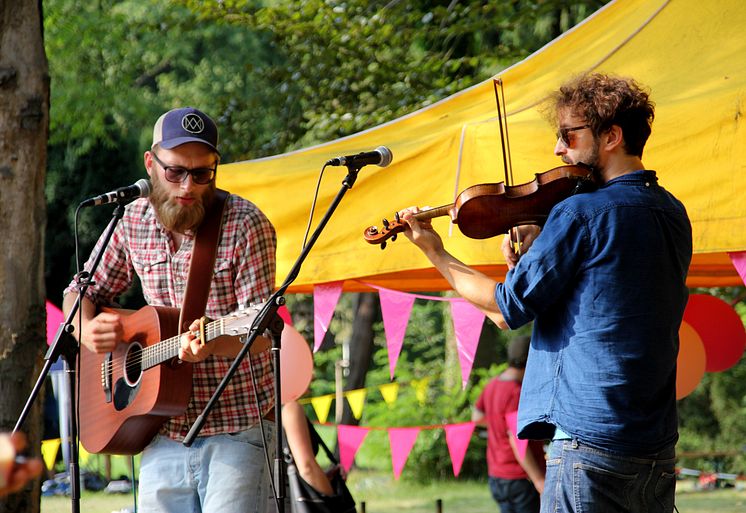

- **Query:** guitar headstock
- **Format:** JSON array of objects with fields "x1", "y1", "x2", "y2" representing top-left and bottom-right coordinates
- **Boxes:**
[
  {"x1": 363, "y1": 212, "x2": 407, "y2": 249},
  {"x1": 219, "y1": 302, "x2": 265, "y2": 337}
]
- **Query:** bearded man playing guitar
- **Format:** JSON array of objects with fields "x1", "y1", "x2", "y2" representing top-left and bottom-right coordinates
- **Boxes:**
[{"x1": 63, "y1": 107, "x2": 277, "y2": 513}]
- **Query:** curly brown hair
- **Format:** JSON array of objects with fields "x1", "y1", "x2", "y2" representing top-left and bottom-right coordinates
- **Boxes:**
[{"x1": 549, "y1": 73, "x2": 655, "y2": 157}]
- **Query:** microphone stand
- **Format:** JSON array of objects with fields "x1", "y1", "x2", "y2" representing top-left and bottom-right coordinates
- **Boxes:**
[
  {"x1": 183, "y1": 165, "x2": 365, "y2": 513},
  {"x1": 14, "y1": 202, "x2": 128, "y2": 513}
]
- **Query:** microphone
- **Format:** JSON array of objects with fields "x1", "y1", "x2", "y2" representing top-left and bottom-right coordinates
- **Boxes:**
[
  {"x1": 326, "y1": 146, "x2": 393, "y2": 168},
  {"x1": 80, "y1": 179, "x2": 151, "y2": 207}
]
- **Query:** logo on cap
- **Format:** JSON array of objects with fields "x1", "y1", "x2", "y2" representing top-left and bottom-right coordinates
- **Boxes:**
[{"x1": 182, "y1": 113, "x2": 205, "y2": 134}]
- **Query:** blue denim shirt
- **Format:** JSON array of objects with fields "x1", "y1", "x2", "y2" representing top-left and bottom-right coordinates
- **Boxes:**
[{"x1": 495, "y1": 170, "x2": 692, "y2": 455}]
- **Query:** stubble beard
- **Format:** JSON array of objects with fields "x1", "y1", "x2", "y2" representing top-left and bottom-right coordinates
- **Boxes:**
[{"x1": 562, "y1": 139, "x2": 602, "y2": 182}]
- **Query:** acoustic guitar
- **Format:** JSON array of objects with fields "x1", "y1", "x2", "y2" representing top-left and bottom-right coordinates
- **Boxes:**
[{"x1": 78, "y1": 303, "x2": 263, "y2": 455}]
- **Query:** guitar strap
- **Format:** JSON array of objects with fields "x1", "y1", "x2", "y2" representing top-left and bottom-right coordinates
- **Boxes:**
[{"x1": 178, "y1": 188, "x2": 229, "y2": 334}]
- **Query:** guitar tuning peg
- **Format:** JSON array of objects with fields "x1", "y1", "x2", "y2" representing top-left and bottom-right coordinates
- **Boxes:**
[
  {"x1": 382, "y1": 218, "x2": 390, "y2": 229},
  {"x1": 381, "y1": 242, "x2": 387, "y2": 250},
  {"x1": 391, "y1": 234, "x2": 397, "y2": 241},
  {"x1": 395, "y1": 212, "x2": 400, "y2": 222}
]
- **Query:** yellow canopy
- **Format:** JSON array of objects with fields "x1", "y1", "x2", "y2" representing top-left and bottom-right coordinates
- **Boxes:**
[{"x1": 218, "y1": 0, "x2": 746, "y2": 292}]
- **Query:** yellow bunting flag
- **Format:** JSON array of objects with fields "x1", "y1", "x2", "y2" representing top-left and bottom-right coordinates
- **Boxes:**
[
  {"x1": 78, "y1": 443, "x2": 90, "y2": 465},
  {"x1": 310, "y1": 394, "x2": 334, "y2": 424},
  {"x1": 411, "y1": 378, "x2": 430, "y2": 405},
  {"x1": 41, "y1": 438, "x2": 61, "y2": 471},
  {"x1": 378, "y1": 382, "x2": 400, "y2": 406},
  {"x1": 345, "y1": 389, "x2": 367, "y2": 420}
]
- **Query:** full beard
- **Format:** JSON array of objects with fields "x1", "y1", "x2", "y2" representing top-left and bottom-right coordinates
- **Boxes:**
[{"x1": 149, "y1": 174, "x2": 215, "y2": 234}]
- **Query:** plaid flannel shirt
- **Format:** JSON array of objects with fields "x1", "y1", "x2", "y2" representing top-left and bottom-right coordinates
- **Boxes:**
[{"x1": 65, "y1": 194, "x2": 277, "y2": 440}]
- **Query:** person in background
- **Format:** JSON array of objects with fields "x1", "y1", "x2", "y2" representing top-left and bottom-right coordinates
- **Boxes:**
[
  {"x1": 473, "y1": 336, "x2": 545, "y2": 513},
  {"x1": 0, "y1": 432, "x2": 43, "y2": 497},
  {"x1": 283, "y1": 401, "x2": 334, "y2": 496}
]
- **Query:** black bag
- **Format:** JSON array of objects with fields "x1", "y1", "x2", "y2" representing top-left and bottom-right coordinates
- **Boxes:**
[{"x1": 285, "y1": 422, "x2": 356, "y2": 513}]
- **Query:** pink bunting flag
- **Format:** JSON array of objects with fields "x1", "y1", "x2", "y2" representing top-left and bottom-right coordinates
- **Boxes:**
[
  {"x1": 450, "y1": 300, "x2": 485, "y2": 388},
  {"x1": 504, "y1": 410, "x2": 528, "y2": 461},
  {"x1": 379, "y1": 288, "x2": 416, "y2": 379},
  {"x1": 388, "y1": 427, "x2": 421, "y2": 479},
  {"x1": 278, "y1": 304, "x2": 293, "y2": 326},
  {"x1": 729, "y1": 252, "x2": 746, "y2": 286},
  {"x1": 313, "y1": 281, "x2": 344, "y2": 352},
  {"x1": 337, "y1": 424, "x2": 369, "y2": 473},
  {"x1": 46, "y1": 300, "x2": 64, "y2": 346},
  {"x1": 444, "y1": 422, "x2": 476, "y2": 477}
]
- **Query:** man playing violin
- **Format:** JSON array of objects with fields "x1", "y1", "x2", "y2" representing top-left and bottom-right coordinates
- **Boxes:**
[{"x1": 401, "y1": 73, "x2": 692, "y2": 513}]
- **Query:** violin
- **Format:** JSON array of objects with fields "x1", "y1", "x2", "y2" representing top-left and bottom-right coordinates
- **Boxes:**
[{"x1": 363, "y1": 164, "x2": 594, "y2": 249}]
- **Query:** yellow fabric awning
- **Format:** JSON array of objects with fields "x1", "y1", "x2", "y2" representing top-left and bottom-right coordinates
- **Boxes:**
[{"x1": 218, "y1": 0, "x2": 746, "y2": 292}]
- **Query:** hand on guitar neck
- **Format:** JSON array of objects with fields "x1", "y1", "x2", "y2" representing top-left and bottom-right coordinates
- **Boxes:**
[
  {"x1": 63, "y1": 293, "x2": 270, "y2": 358},
  {"x1": 178, "y1": 317, "x2": 270, "y2": 362}
]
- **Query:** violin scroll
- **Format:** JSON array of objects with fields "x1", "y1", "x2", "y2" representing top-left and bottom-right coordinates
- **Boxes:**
[{"x1": 364, "y1": 212, "x2": 405, "y2": 249}]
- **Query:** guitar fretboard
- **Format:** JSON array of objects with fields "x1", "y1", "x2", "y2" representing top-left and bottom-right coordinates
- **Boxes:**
[{"x1": 141, "y1": 318, "x2": 228, "y2": 370}]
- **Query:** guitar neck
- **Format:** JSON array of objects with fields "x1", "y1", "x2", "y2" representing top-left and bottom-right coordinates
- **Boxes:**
[{"x1": 141, "y1": 317, "x2": 227, "y2": 370}]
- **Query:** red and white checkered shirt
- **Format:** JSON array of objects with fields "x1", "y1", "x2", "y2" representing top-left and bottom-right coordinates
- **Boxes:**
[{"x1": 66, "y1": 194, "x2": 277, "y2": 440}]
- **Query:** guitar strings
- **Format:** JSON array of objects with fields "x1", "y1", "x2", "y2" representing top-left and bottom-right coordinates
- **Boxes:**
[{"x1": 100, "y1": 319, "x2": 227, "y2": 378}]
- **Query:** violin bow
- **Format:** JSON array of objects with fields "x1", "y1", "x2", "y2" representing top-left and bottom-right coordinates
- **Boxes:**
[{"x1": 493, "y1": 78, "x2": 523, "y2": 255}]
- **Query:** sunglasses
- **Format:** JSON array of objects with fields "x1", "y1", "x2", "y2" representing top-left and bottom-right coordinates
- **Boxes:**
[
  {"x1": 556, "y1": 124, "x2": 591, "y2": 147},
  {"x1": 151, "y1": 152, "x2": 218, "y2": 185}
]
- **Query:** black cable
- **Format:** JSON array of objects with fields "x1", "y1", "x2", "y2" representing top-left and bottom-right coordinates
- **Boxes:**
[{"x1": 301, "y1": 164, "x2": 330, "y2": 249}]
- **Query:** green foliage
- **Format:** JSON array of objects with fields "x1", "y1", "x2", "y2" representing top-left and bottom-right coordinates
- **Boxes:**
[
  {"x1": 45, "y1": 0, "x2": 286, "y2": 163},
  {"x1": 180, "y1": 0, "x2": 607, "y2": 148}
]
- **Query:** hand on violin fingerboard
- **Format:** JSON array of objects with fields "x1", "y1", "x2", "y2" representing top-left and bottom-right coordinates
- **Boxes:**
[{"x1": 502, "y1": 225, "x2": 542, "y2": 270}]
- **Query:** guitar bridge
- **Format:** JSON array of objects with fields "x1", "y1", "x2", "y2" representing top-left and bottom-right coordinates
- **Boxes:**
[{"x1": 102, "y1": 353, "x2": 112, "y2": 403}]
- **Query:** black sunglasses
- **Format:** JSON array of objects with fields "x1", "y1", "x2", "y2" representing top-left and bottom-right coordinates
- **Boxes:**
[
  {"x1": 151, "y1": 152, "x2": 218, "y2": 185},
  {"x1": 556, "y1": 124, "x2": 591, "y2": 147}
]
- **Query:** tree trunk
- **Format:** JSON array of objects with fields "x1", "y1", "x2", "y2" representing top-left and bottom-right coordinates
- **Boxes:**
[
  {"x1": 340, "y1": 293, "x2": 378, "y2": 426},
  {"x1": 0, "y1": 0, "x2": 49, "y2": 512}
]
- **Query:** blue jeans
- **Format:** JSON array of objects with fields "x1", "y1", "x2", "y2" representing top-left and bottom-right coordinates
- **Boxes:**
[
  {"x1": 542, "y1": 439, "x2": 676, "y2": 513},
  {"x1": 138, "y1": 422, "x2": 275, "y2": 513},
  {"x1": 489, "y1": 476, "x2": 540, "y2": 513}
]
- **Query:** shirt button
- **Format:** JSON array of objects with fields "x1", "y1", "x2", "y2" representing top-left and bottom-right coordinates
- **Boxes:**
[
  {"x1": 143, "y1": 265, "x2": 151, "y2": 272},
  {"x1": 645, "y1": 182, "x2": 650, "y2": 187}
]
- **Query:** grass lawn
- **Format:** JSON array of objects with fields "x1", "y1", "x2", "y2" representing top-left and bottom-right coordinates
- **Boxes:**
[{"x1": 40, "y1": 472, "x2": 746, "y2": 513}]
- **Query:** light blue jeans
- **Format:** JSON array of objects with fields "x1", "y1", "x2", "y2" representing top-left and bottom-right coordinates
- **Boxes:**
[
  {"x1": 138, "y1": 422, "x2": 276, "y2": 513},
  {"x1": 541, "y1": 439, "x2": 676, "y2": 513}
]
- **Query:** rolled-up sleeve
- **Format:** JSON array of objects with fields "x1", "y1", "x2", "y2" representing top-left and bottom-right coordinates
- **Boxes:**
[{"x1": 495, "y1": 206, "x2": 587, "y2": 329}]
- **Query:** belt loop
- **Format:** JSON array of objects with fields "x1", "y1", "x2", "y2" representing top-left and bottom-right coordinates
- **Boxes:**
[{"x1": 571, "y1": 438, "x2": 579, "y2": 449}]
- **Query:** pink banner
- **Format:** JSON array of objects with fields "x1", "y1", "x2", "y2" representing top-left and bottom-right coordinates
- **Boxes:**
[
  {"x1": 504, "y1": 410, "x2": 528, "y2": 461},
  {"x1": 388, "y1": 427, "x2": 421, "y2": 479},
  {"x1": 729, "y1": 252, "x2": 746, "y2": 286},
  {"x1": 450, "y1": 300, "x2": 485, "y2": 388},
  {"x1": 46, "y1": 300, "x2": 64, "y2": 345},
  {"x1": 444, "y1": 422, "x2": 476, "y2": 477},
  {"x1": 278, "y1": 304, "x2": 293, "y2": 326},
  {"x1": 379, "y1": 288, "x2": 416, "y2": 379},
  {"x1": 337, "y1": 424, "x2": 370, "y2": 473},
  {"x1": 313, "y1": 281, "x2": 344, "y2": 352}
]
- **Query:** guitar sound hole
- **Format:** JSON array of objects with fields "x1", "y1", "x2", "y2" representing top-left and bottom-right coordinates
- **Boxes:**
[{"x1": 123, "y1": 342, "x2": 143, "y2": 387}]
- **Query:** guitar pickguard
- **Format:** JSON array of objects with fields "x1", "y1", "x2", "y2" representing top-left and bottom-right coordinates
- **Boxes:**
[{"x1": 113, "y1": 377, "x2": 141, "y2": 411}]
